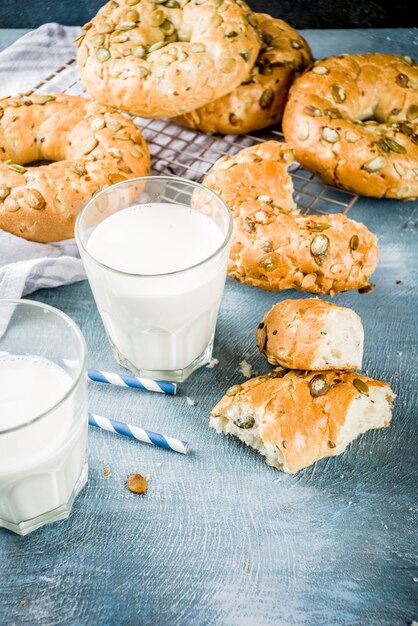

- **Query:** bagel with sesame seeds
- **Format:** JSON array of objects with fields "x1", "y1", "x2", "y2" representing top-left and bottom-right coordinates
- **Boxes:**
[
  {"x1": 77, "y1": 0, "x2": 261, "y2": 119},
  {"x1": 203, "y1": 140, "x2": 379, "y2": 295},
  {"x1": 282, "y1": 53, "x2": 418, "y2": 199},
  {"x1": 0, "y1": 93, "x2": 150, "y2": 243},
  {"x1": 173, "y1": 14, "x2": 312, "y2": 134}
]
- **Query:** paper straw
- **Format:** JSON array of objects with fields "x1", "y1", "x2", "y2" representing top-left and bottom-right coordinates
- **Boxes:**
[
  {"x1": 88, "y1": 413, "x2": 188, "y2": 454},
  {"x1": 0, "y1": 351, "x2": 176, "y2": 395}
]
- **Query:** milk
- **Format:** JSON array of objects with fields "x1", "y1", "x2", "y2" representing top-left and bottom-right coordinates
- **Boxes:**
[
  {"x1": 0, "y1": 355, "x2": 88, "y2": 533},
  {"x1": 84, "y1": 203, "x2": 229, "y2": 376}
]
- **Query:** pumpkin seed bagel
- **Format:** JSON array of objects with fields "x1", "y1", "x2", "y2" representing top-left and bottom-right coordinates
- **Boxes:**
[
  {"x1": 0, "y1": 93, "x2": 150, "y2": 243},
  {"x1": 203, "y1": 140, "x2": 378, "y2": 295},
  {"x1": 173, "y1": 14, "x2": 312, "y2": 134},
  {"x1": 282, "y1": 53, "x2": 418, "y2": 199},
  {"x1": 77, "y1": 0, "x2": 261, "y2": 119}
]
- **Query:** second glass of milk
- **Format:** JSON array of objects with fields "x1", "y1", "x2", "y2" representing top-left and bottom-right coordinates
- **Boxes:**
[
  {"x1": 0, "y1": 300, "x2": 88, "y2": 536},
  {"x1": 76, "y1": 176, "x2": 232, "y2": 382}
]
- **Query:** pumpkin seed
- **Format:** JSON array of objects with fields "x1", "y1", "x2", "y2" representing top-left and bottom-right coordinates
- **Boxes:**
[
  {"x1": 0, "y1": 185, "x2": 11, "y2": 201},
  {"x1": 301, "y1": 273, "x2": 317, "y2": 289},
  {"x1": 130, "y1": 147, "x2": 143, "y2": 157},
  {"x1": 384, "y1": 137, "x2": 406, "y2": 153},
  {"x1": 82, "y1": 137, "x2": 99, "y2": 155},
  {"x1": 312, "y1": 65, "x2": 329, "y2": 75},
  {"x1": 109, "y1": 172, "x2": 127, "y2": 184},
  {"x1": 321, "y1": 127, "x2": 340, "y2": 143},
  {"x1": 233, "y1": 414, "x2": 255, "y2": 429},
  {"x1": 257, "y1": 195, "x2": 273, "y2": 204},
  {"x1": 310, "y1": 234, "x2": 329, "y2": 257},
  {"x1": 260, "y1": 252, "x2": 280, "y2": 271},
  {"x1": 31, "y1": 94, "x2": 56, "y2": 105},
  {"x1": 307, "y1": 222, "x2": 330, "y2": 232},
  {"x1": 304, "y1": 105, "x2": 321, "y2": 117},
  {"x1": 290, "y1": 39, "x2": 302, "y2": 49},
  {"x1": 259, "y1": 89, "x2": 274, "y2": 110},
  {"x1": 353, "y1": 378, "x2": 369, "y2": 395},
  {"x1": 362, "y1": 156, "x2": 387, "y2": 172},
  {"x1": 374, "y1": 139, "x2": 390, "y2": 153},
  {"x1": 398, "y1": 122, "x2": 413, "y2": 136},
  {"x1": 97, "y1": 22, "x2": 114, "y2": 34},
  {"x1": 324, "y1": 108, "x2": 342, "y2": 119},
  {"x1": 240, "y1": 51, "x2": 250, "y2": 62},
  {"x1": 148, "y1": 41, "x2": 165, "y2": 53},
  {"x1": 126, "y1": 9, "x2": 139, "y2": 21},
  {"x1": 219, "y1": 57, "x2": 236, "y2": 73},
  {"x1": 24, "y1": 188, "x2": 45, "y2": 210},
  {"x1": 393, "y1": 161, "x2": 406, "y2": 177},
  {"x1": 83, "y1": 22, "x2": 92, "y2": 30},
  {"x1": 243, "y1": 217, "x2": 255, "y2": 233},
  {"x1": 78, "y1": 46, "x2": 89, "y2": 65},
  {"x1": 350, "y1": 234, "x2": 359, "y2": 251},
  {"x1": 70, "y1": 162, "x2": 88, "y2": 176},
  {"x1": 138, "y1": 66, "x2": 150, "y2": 77},
  {"x1": 132, "y1": 45, "x2": 147, "y2": 57},
  {"x1": 395, "y1": 73, "x2": 409, "y2": 88},
  {"x1": 406, "y1": 104, "x2": 418, "y2": 121},
  {"x1": 146, "y1": 9, "x2": 165, "y2": 26},
  {"x1": 96, "y1": 47, "x2": 111, "y2": 62},
  {"x1": 4, "y1": 197, "x2": 20, "y2": 212},
  {"x1": 7, "y1": 163, "x2": 27, "y2": 174},
  {"x1": 331, "y1": 84, "x2": 346, "y2": 103},
  {"x1": 358, "y1": 283, "x2": 375, "y2": 294},
  {"x1": 118, "y1": 21, "x2": 137, "y2": 30},
  {"x1": 309, "y1": 374, "x2": 329, "y2": 397},
  {"x1": 226, "y1": 384, "x2": 242, "y2": 397}
]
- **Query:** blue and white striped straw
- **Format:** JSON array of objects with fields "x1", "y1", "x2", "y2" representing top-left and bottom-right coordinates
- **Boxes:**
[
  {"x1": 0, "y1": 351, "x2": 176, "y2": 395},
  {"x1": 88, "y1": 413, "x2": 189, "y2": 454}
]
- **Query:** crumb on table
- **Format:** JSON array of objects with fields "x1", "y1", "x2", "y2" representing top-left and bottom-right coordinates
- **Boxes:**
[{"x1": 127, "y1": 473, "x2": 148, "y2": 494}]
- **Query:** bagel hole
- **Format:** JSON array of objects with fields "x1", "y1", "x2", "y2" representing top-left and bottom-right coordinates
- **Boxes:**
[{"x1": 24, "y1": 159, "x2": 56, "y2": 168}]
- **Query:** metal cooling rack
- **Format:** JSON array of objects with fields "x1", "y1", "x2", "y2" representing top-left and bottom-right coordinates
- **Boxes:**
[{"x1": 33, "y1": 58, "x2": 358, "y2": 216}]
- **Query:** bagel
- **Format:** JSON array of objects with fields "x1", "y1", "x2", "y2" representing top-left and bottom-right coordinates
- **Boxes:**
[
  {"x1": 210, "y1": 369, "x2": 394, "y2": 473},
  {"x1": 77, "y1": 0, "x2": 261, "y2": 119},
  {"x1": 0, "y1": 93, "x2": 150, "y2": 243},
  {"x1": 282, "y1": 53, "x2": 418, "y2": 199},
  {"x1": 172, "y1": 14, "x2": 312, "y2": 134},
  {"x1": 255, "y1": 298, "x2": 364, "y2": 371},
  {"x1": 203, "y1": 140, "x2": 379, "y2": 295}
]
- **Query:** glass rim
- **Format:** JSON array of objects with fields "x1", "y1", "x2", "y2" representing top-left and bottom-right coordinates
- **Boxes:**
[
  {"x1": 75, "y1": 175, "x2": 233, "y2": 278},
  {"x1": 0, "y1": 299, "x2": 88, "y2": 436}
]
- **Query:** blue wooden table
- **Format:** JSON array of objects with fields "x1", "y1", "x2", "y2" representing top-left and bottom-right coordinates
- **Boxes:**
[{"x1": 1, "y1": 27, "x2": 417, "y2": 626}]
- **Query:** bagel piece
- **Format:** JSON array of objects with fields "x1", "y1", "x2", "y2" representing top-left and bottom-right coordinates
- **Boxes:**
[
  {"x1": 0, "y1": 93, "x2": 150, "y2": 243},
  {"x1": 203, "y1": 140, "x2": 379, "y2": 295},
  {"x1": 210, "y1": 370, "x2": 395, "y2": 473},
  {"x1": 172, "y1": 14, "x2": 312, "y2": 134},
  {"x1": 282, "y1": 53, "x2": 418, "y2": 199},
  {"x1": 256, "y1": 298, "x2": 364, "y2": 370},
  {"x1": 77, "y1": 0, "x2": 261, "y2": 118}
]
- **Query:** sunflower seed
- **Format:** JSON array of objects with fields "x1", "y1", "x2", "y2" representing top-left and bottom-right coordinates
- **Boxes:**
[
  {"x1": 82, "y1": 137, "x2": 99, "y2": 155},
  {"x1": 108, "y1": 147, "x2": 123, "y2": 158},
  {"x1": 96, "y1": 22, "x2": 114, "y2": 34},
  {"x1": 331, "y1": 84, "x2": 346, "y2": 103},
  {"x1": 312, "y1": 65, "x2": 329, "y2": 75},
  {"x1": 350, "y1": 261, "x2": 362, "y2": 278},
  {"x1": 118, "y1": 20, "x2": 138, "y2": 30},
  {"x1": 362, "y1": 156, "x2": 387, "y2": 172},
  {"x1": 70, "y1": 162, "x2": 88, "y2": 176},
  {"x1": 130, "y1": 147, "x2": 143, "y2": 157},
  {"x1": 353, "y1": 378, "x2": 369, "y2": 395},
  {"x1": 83, "y1": 22, "x2": 92, "y2": 30},
  {"x1": 243, "y1": 217, "x2": 255, "y2": 233},
  {"x1": 393, "y1": 161, "x2": 406, "y2": 176},
  {"x1": 321, "y1": 127, "x2": 340, "y2": 143},
  {"x1": 297, "y1": 120, "x2": 310, "y2": 141},
  {"x1": 346, "y1": 130, "x2": 361, "y2": 143},
  {"x1": 7, "y1": 163, "x2": 27, "y2": 173},
  {"x1": 148, "y1": 41, "x2": 165, "y2": 52},
  {"x1": 310, "y1": 234, "x2": 329, "y2": 257},
  {"x1": 0, "y1": 185, "x2": 11, "y2": 201},
  {"x1": 350, "y1": 234, "x2": 359, "y2": 251},
  {"x1": 259, "y1": 89, "x2": 274, "y2": 109},
  {"x1": 4, "y1": 197, "x2": 20, "y2": 212},
  {"x1": 330, "y1": 263, "x2": 344, "y2": 274},
  {"x1": 309, "y1": 374, "x2": 329, "y2": 397},
  {"x1": 92, "y1": 34, "x2": 105, "y2": 47},
  {"x1": 395, "y1": 73, "x2": 409, "y2": 88},
  {"x1": 96, "y1": 47, "x2": 111, "y2": 62},
  {"x1": 219, "y1": 57, "x2": 237, "y2": 73},
  {"x1": 75, "y1": 32, "x2": 86, "y2": 43},
  {"x1": 78, "y1": 46, "x2": 89, "y2": 65},
  {"x1": 109, "y1": 172, "x2": 127, "y2": 184},
  {"x1": 301, "y1": 273, "x2": 317, "y2": 289},
  {"x1": 304, "y1": 105, "x2": 322, "y2": 117},
  {"x1": 24, "y1": 188, "x2": 45, "y2": 210},
  {"x1": 132, "y1": 45, "x2": 147, "y2": 57}
]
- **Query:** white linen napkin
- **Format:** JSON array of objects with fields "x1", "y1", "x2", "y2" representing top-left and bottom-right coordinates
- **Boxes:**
[{"x1": 0, "y1": 23, "x2": 85, "y2": 299}]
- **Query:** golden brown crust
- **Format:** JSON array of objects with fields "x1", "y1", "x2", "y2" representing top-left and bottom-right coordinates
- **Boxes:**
[
  {"x1": 172, "y1": 14, "x2": 312, "y2": 134},
  {"x1": 203, "y1": 140, "x2": 379, "y2": 294},
  {"x1": 77, "y1": 0, "x2": 261, "y2": 119},
  {"x1": 0, "y1": 93, "x2": 150, "y2": 243},
  {"x1": 282, "y1": 53, "x2": 418, "y2": 199},
  {"x1": 211, "y1": 370, "x2": 393, "y2": 473},
  {"x1": 255, "y1": 298, "x2": 362, "y2": 369}
]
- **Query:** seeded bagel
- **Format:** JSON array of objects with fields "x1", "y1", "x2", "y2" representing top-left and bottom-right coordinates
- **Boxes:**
[
  {"x1": 0, "y1": 93, "x2": 150, "y2": 243},
  {"x1": 282, "y1": 53, "x2": 418, "y2": 199},
  {"x1": 172, "y1": 14, "x2": 312, "y2": 134},
  {"x1": 210, "y1": 369, "x2": 394, "y2": 473},
  {"x1": 203, "y1": 140, "x2": 378, "y2": 295},
  {"x1": 77, "y1": 0, "x2": 261, "y2": 119}
]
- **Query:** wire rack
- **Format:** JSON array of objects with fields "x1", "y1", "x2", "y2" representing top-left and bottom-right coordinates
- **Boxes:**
[{"x1": 33, "y1": 58, "x2": 358, "y2": 216}]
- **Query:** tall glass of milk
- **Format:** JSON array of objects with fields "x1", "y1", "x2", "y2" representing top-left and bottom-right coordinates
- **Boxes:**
[
  {"x1": 76, "y1": 176, "x2": 232, "y2": 382},
  {"x1": 0, "y1": 300, "x2": 88, "y2": 535}
]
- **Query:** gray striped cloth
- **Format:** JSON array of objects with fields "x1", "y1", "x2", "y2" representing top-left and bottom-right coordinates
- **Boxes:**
[{"x1": 0, "y1": 24, "x2": 85, "y2": 299}]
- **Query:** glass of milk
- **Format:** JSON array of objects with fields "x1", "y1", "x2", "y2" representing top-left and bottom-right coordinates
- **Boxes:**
[
  {"x1": 0, "y1": 300, "x2": 88, "y2": 535},
  {"x1": 75, "y1": 176, "x2": 232, "y2": 382}
]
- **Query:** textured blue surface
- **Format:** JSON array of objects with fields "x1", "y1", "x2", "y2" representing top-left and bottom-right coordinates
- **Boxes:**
[{"x1": 1, "y1": 28, "x2": 417, "y2": 626}]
